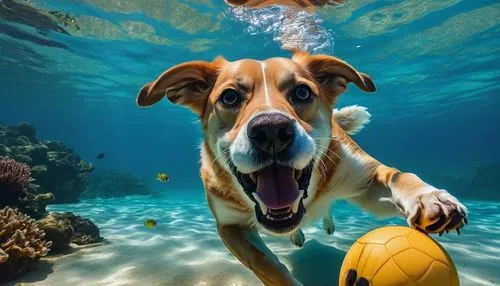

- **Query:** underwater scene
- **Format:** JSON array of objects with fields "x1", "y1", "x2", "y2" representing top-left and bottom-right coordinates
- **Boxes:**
[{"x1": 0, "y1": 0, "x2": 499, "y2": 285}]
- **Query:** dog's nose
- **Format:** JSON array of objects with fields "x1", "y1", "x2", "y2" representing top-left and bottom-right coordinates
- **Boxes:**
[{"x1": 247, "y1": 113, "x2": 295, "y2": 154}]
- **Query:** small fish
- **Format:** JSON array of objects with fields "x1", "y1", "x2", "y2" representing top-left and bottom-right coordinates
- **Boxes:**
[
  {"x1": 144, "y1": 219, "x2": 157, "y2": 229},
  {"x1": 156, "y1": 173, "x2": 169, "y2": 183},
  {"x1": 96, "y1": 153, "x2": 105, "y2": 160}
]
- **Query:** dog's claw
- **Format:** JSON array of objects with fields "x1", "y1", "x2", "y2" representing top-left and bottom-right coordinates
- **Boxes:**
[
  {"x1": 457, "y1": 228, "x2": 461, "y2": 235},
  {"x1": 406, "y1": 189, "x2": 468, "y2": 235}
]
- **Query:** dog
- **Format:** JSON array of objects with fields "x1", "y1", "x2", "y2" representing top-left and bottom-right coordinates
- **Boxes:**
[
  {"x1": 291, "y1": 105, "x2": 371, "y2": 247},
  {"x1": 225, "y1": 0, "x2": 345, "y2": 10},
  {"x1": 137, "y1": 51, "x2": 468, "y2": 286}
]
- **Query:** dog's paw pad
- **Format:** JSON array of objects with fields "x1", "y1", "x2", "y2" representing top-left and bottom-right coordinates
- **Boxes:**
[{"x1": 290, "y1": 229, "x2": 305, "y2": 247}]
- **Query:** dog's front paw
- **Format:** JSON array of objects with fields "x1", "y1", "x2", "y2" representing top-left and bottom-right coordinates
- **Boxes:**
[
  {"x1": 401, "y1": 189, "x2": 468, "y2": 235},
  {"x1": 290, "y1": 229, "x2": 305, "y2": 247}
]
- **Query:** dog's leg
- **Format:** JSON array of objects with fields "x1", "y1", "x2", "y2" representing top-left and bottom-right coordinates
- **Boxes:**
[
  {"x1": 322, "y1": 207, "x2": 335, "y2": 235},
  {"x1": 349, "y1": 165, "x2": 468, "y2": 235},
  {"x1": 290, "y1": 229, "x2": 305, "y2": 247},
  {"x1": 217, "y1": 224, "x2": 303, "y2": 286},
  {"x1": 290, "y1": 207, "x2": 334, "y2": 247}
]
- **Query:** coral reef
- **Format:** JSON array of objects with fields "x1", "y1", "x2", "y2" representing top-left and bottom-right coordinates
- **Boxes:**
[
  {"x1": 36, "y1": 214, "x2": 74, "y2": 252},
  {"x1": 0, "y1": 158, "x2": 31, "y2": 204},
  {"x1": 0, "y1": 158, "x2": 54, "y2": 219},
  {"x1": 64, "y1": 212, "x2": 103, "y2": 245},
  {"x1": 81, "y1": 170, "x2": 149, "y2": 199},
  {"x1": 0, "y1": 207, "x2": 52, "y2": 283},
  {"x1": 37, "y1": 212, "x2": 102, "y2": 250},
  {"x1": 0, "y1": 122, "x2": 94, "y2": 204},
  {"x1": 0, "y1": 123, "x2": 103, "y2": 281}
]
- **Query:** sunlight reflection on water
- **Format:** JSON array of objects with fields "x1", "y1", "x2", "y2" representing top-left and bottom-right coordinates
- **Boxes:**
[
  {"x1": 227, "y1": 6, "x2": 334, "y2": 54},
  {"x1": 11, "y1": 195, "x2": 492, "y2": 286}
]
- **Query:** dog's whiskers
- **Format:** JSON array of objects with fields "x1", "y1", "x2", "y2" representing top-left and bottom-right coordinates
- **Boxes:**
[
  {"x1": 313, "y1": 162, "x2": 326, "y2": 179},
  {"x1": 313, "y1": 137, "x2": 342, "y2": 160},
  {"x1": 318, "y1": 160, "x2": 328, "y2": 179},
  {"x1": 316, "y1": 144, "x2": 336, "y2": 160},
  {"x1": 312, "y1": 136, "x2": 341, "y2": 142},
  {"x1": 212, "y1": 148, "x2": 230, "y2": 166},
  {"x1": 315, "y1": 143, "x2": 342, "y2": 163},
  {"x1": 211, "y1": 148, "x2": 232, "y2": 177},
  {"x1": 312, "y1": 156, "x2": 328, "y2": 179}
]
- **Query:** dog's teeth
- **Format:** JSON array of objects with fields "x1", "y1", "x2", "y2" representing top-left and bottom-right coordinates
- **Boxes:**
[
  {"x1": 291, "y1": 190, "x2": 304, "y2": 214},
  {"x1": 252, "y1": 193, "x2": 268, "y2": 215}
]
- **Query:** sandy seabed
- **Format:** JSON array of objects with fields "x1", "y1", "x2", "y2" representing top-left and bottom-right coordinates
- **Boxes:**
[{"x1": 7, "y1": 194, "x2": 500, "y2": 286}]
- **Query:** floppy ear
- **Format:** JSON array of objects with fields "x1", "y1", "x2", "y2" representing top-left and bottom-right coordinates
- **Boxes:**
[
  {"x1": 136, "y1": 57, "x2": 226, "y2": 115},
  {"x1": 292, "y1": 51, "x2": 376, "y2": 96}
]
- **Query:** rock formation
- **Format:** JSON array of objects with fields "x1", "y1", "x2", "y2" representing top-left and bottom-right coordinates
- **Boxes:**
[
  {"x1": 81, "y1": 170, "x2": 149, "y2": 199},
  {"x1": 424, "y1": 163, "x2": 500, "y2": 201},
  {"x1": 0, "y1": 122, "x2": 94, "y2": 204},
  {"x1": 36, "y1": 214, "x2": 74, "y2": 252},
  {"x1": 37, "y1": 212, "x2": 103, "y2": 251},
  {"x1": 0, "y1": 123, "x2": 104, "y2": 282},
  {"x1": 470, "y1": 164, "x2": 500, "y2": 200},
  {"x1": 0, "y1": 158, "x2": 54, "y2": 219}
]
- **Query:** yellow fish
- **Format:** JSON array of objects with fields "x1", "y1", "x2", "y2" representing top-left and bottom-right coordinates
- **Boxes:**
[
  {"x1": 156, "y1": 173, "x2": 169, "y2": 183},
  {"x1": 144, "y1": 219, "x2": 157, "y2": 229}
]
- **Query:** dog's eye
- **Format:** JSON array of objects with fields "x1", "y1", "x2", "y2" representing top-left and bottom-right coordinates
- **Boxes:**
[
  {"x1": 220, "y1": 89, "x2": 242, "y2": 108},
  {"x1": 291, "y1": 85, "x2": 313, "y2": 103}
]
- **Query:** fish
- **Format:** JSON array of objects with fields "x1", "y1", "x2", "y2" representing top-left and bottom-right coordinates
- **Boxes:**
[
  {"x1": 144, "y1": 219, "x2": 157, "y2": 229},
  {"x1": 96, "y1": 153, "x2": 104, "y2": 159},
  {"x1": 156, "y1": 173, "x2": 169, "y2": 183}
]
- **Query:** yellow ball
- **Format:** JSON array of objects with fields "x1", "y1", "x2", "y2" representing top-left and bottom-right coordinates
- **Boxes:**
[{"x1": 339, "y1": 226, "x2": 459, "y2": 286}]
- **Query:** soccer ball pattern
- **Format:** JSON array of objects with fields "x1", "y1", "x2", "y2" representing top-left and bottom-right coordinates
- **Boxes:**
[{"x1": 339, "y1": 226, "x2": 459, "y2": 286}]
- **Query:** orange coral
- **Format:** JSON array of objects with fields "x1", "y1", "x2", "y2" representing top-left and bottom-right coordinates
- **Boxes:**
[{"x1": 0, "y1": 207, "x2": 52, "y2": 282}]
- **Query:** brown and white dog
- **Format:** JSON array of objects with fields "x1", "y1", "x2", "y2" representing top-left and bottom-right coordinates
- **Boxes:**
[
  {"x1": 137, "y1": 51, "x2": 468, "y2": 286},
  {"x1": 225, "y1": 0, "x2": 345, "y2": 10}
]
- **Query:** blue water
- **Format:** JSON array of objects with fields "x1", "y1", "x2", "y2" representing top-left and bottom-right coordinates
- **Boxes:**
[{"x1": 1, "y1": 0, "x2": 499, "y2": 285}]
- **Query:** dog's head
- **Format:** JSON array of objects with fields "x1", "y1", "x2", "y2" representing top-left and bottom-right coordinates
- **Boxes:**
[{"x1": 137, "y1": 51, "x2": 375, "y2": 234}]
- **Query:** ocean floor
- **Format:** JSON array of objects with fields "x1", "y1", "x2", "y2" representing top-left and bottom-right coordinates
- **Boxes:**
[{"x1": 7, "y1": 193, "x2": 500, "y2": 286}]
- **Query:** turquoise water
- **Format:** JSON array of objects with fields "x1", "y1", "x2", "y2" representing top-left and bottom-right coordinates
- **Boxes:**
[{"x1": 1, "y1": 0, "x2": 499, "y2": 285}]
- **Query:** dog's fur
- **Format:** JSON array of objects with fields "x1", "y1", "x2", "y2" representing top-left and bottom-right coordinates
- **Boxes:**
[
  {"x1": 137, "y1": 51, "x2": 467, "y2": 286},
  {"x1": 290, "y1": 105, "x2": 370, "y2": 247}
]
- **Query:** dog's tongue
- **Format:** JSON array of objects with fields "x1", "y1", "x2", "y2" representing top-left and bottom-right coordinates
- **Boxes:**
[{"x1": 256, "y1": 165, "x2": 299, "y2": 209}]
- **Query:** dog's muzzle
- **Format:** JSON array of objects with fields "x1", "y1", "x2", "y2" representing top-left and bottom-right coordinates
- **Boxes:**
[{"x1": 228, "y1": 112, "x2": 314, "y2": 234}]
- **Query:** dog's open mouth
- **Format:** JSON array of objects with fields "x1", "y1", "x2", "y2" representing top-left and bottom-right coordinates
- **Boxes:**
[{"x1": 229, "y1": 161, "x2": 314, "y2": 234}]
